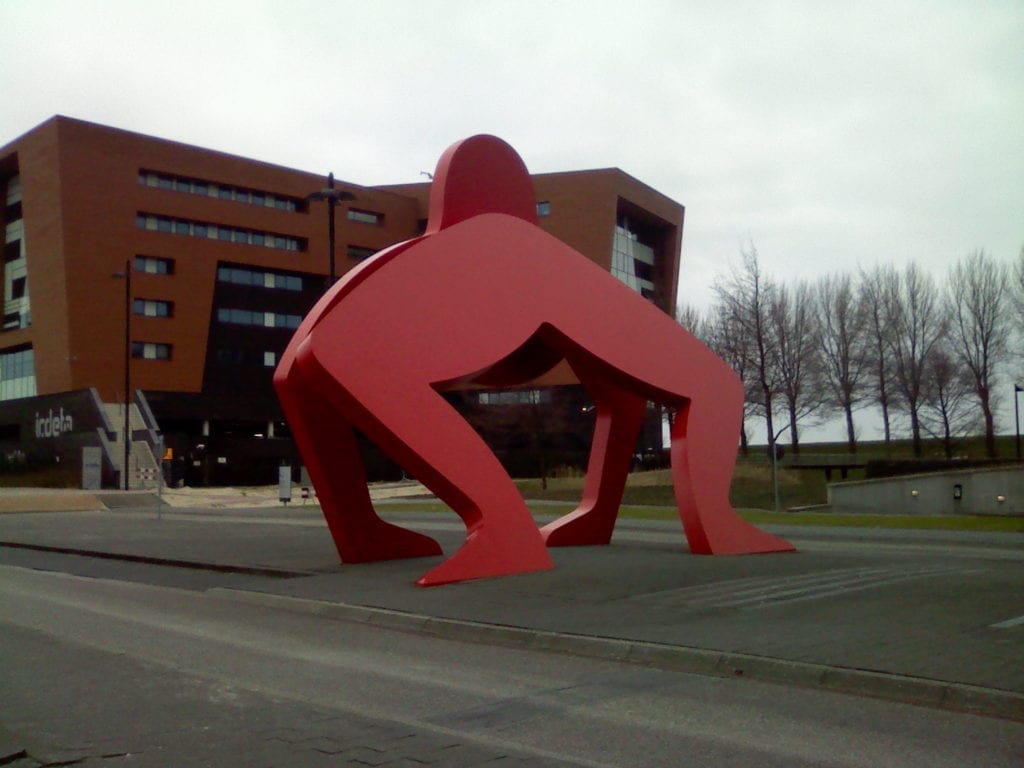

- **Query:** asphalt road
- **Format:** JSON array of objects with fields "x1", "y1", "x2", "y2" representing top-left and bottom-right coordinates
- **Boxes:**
[{"x1": 2, "y1": 552, "x2": 1022, "y2": 767}]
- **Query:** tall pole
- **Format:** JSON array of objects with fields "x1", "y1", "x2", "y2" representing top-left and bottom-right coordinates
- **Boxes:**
[
  {"x1": 306, "y1": 174, "x2": 355, "y2": 293},
  {"x1": 771, "y1": 441, "x2": 780, "y2": 514},
  {"x1": 770, "y1": 424, "x2": 790, "y2": 514},
  {"x1": 123, "y1": 258, "x2": 131, "y2": 491},
  {"x1": 1015, "y1": 385, "x2": 1022, "y2": 461},
  {"x1": 326, "y1": 172, "x2": 337, "y2": 288}
]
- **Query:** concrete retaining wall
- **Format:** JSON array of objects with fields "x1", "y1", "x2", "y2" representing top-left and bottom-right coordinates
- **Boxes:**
[{"x1": 828, "y1": 465, "x2": 1024, "y2": 516}]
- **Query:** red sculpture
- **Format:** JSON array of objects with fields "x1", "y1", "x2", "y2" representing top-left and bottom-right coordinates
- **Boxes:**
[{"x1": 274, "y1": 135, "x2": 794, "y2": 586}]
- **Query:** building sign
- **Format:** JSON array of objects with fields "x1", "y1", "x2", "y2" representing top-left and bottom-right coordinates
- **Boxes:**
[{"x1": 35, "y1": 408, "x2": 74, "y2": 438}]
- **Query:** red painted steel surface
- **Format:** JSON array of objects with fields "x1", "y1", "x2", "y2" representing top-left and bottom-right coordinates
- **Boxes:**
[{"x1": 274, "y1": 135, "x2": 794, "y2": 586}]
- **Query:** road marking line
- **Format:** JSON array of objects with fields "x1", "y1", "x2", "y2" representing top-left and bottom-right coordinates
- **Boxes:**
[
  {"x1": 717, "y1": 566, "x2": 964, "y2": 608},
  {"x1": 990, "y1": 613, "x2": 1024, "y2": 629},
  {"x1": 632, "y1": 564, "x2": 979, "y2": 610}
]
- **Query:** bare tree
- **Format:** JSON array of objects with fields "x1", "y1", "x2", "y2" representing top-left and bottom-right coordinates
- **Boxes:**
[
  {"x1": 814, "y1": 273, "x2": 870, "y2": 452},
  {"x1": 1013, "y1": 245, "x2": 1024, "y2": 330},
  {"x1": 920, "y1": 344, "x2": 978, "y2": 459},
  {"x1": 713, "y1": 244, "x2": 781, "y2": 456},
  {"x1": 676, "y1": 303, "x2": 703, "y2": 335},
  {"x1": 771, "y1": 280, "x2": 824, "y2": 455},
  {"x1": 704, "y1": 300, "x2": 757, "y2": 455},
  {"x1": 886, "y1": 262, "x2": 948, "y2": 457},
  {"x1": 859, "y1": 265, "x2": 900, "y2": 446},
  {"x1": 947, "y1": 250, "x2": 1010, "y2": 458}
]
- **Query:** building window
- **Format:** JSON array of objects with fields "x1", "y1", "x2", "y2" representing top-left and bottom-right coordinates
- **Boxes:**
[
  {"x1": 477, "y1": 389, "x2": 551, "y2": 406},
  {"x1": 138, "y1": 170, "x2": 301, "y2": 213},
  {"x1": 9, "y1": 277, "x2": 26, "y2": 300},
  {"x1": 346, "y1": 245, "x2": 376, "y2": 261},
  {"x1": 3, "y1": 241, "x2": 21, "y2": 263},
  {"x1": 347, "y1": 209, "x2": 383, "y2": 225},
  {"x1": 216, "y1": 307, "x2": 301, "y2": 329},
  {"x1": 4, "y1": 200, "x2": 22, "y2": 222},
  {"x1": 2, "y1": 312, "x2": 29, "y2": 331},
  {"x1": 0, "y1": 345, "x2": 36, "y2": 400},
  {"x1": 214, "y1": 348, "x2": 283, "y2": 368},
  {"x1": 611, "y1": 218, "x2": 656, "y2": 300},
  {"x1": 217, "y1": 265, "x2": 303, "y2": 291},
  {"x1": 536, "y1": 201, "x2": 551, "y2": 217},
  {"x1": 136, "y1": 213, "x2": 304, "y2": 252},
  {"x1": 132, "y1": 298, "x2": 173, "y2": 318},
  {"x1": 131, "y1": 342, "x2": 171, "y2": 360},
  {"x1": 134, "y1": 255, "x2": 175, "y2": 275}
]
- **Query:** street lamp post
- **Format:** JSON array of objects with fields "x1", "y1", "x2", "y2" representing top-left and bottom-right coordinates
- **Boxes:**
[
  {"x1": 113, "y1": 259, "x2": 132, "y2": 490},
  {"x1": 770, "y1": 424, "x2": 791, "y2": 514},
  {"x1": 306, "y1": 173, "x2": 356, "y2": 290},
  {"x1": 1015, "y1": 385, "x2": 1023, "y2": 461}
]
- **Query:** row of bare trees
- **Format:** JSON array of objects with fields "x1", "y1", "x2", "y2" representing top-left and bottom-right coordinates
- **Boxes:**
[{"x1": 683, "y1": 245, "x2": 1022, "y2": 459}]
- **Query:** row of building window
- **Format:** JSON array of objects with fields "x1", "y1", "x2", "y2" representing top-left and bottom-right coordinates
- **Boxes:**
[
  {"x1": 2, "y1": 178, "x2": 30, "y2": 335},
  {"x1": 217, "y1": 266, "x2": 303, "y2": 292},
  {"x1": 216, "y1": 307, "x2": 302, "y2": 329},
  {"x1": 135, "y1": 213, "x2": 305, "y2": 252},
  {"x1": 139, "y1": 171, "x2": 302, "y2": 212},
  {"x1": 477, "y1": 389, "x2": 551, "y2": 406},
  {"x1": 346, "y1": 245, "x2": 376, "y2": 261},
  {"x1": 138, "y1": 169, "x2": 386, "y2": 228},
  {"x1": 2, "y1": 311, "x2": 30, "y2": 331},
  {"x1": 347, "y1": 209, "x2": 382, "y2": 225},
  {"x1": 131, "y1": 341, "x2": 171, "y2": 360},
  {"x1": 135, "y1": 255, "x2": 174, "y2": 274},
  {"x1": 133, "y1": 298, "x2": 172, "y2": 318},
  {"x1": 217, "y1": 348, "x2": 277, "y2": 368}
]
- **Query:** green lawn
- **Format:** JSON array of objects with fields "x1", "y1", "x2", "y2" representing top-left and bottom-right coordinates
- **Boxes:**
[
  {"x1": 372, "y1": 452, "x2": 1024, "y2": 533},
  {"x1": 375, "y1": 496, "x2": 1024, "y2": 533}
]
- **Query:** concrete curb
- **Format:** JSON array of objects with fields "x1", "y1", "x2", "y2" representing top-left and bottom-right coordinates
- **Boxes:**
[
  {"x1": 210, "y1": 588, "x2": 1024, "y2": 723},
  {"x1": 0, "y1": 542, "x2": 307, "y2": 579}
]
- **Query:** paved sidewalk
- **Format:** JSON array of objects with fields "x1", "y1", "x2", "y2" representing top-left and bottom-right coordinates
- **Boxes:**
[{"x1": 1, "y1": 499, "x2": 1023, "y2": 724}]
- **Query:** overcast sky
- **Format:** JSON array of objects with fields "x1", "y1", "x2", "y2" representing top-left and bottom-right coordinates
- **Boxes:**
[
  {"x1": 4, "y1": 0, "x2": 1021, "y2": 311},
  {"x1": 2, "y1": 1, "x2": 1022, "y2": 440}
]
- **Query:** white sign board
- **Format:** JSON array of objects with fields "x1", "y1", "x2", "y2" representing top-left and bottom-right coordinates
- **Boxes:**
[
  {"x1": 81, "y1": 446, "x2": 102, "y2": 490},
  {"x1": 278, "y1": 465, "x2": 292, "y2": 504}
]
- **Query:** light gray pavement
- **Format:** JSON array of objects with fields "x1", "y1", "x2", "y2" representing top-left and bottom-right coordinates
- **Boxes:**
[{"x1": 1, "y1": 496, "x2": 1023, "y2": 726}]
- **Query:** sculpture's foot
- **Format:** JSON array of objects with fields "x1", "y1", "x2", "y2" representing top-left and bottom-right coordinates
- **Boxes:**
[
  {"x1": 540, "y1": 503, "x2": 616, "y2": 547},
  {"x1": 416, "y1": 525, "x2": 554, "y2": 586},
  {"x1": 342, "y1": 520, "x2": 443, "y2": 563},
  {"x1": 685, "y1": 505, "x2": 795, "y2": 555}
]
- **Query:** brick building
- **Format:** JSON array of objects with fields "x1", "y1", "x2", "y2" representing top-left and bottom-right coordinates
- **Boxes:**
[{"x1": 0, "y1": 116, "x2": 684, "y2": 486}]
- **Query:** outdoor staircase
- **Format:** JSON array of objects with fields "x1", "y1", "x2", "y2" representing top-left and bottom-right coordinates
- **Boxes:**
[{"x1": 102, "y1": 402, "x2": 163, "y2": 490}]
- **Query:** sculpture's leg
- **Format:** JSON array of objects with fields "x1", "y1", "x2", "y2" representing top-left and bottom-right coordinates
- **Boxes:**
[
  {"x1": 294, "y1": 342, "x2": 553, "y2": 586},
  {"x1": 541, "y1": 378, "x2": 646, "y2": 547},
  {"x1": 361, "y1": 385, "x2": 555, "y2": 586},
  {"x1": 278, "y1": 364, "x2": 442, "y2": 563},
  {"x1": 670, "y1": 394, "x2": 794, "y2": 555},
  {"x1": 540, "y1": 319, "x2": 793, "y2": 556}
]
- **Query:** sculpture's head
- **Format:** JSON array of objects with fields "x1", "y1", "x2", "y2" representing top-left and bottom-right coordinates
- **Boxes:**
[{"x1": 425, "y1": 135, "x2": 538, "y2": 235}]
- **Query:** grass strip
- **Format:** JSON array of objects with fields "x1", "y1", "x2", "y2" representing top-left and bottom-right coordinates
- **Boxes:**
[{"x1": 373, "y1": 500, "x2": 1024, "y2": 532}]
